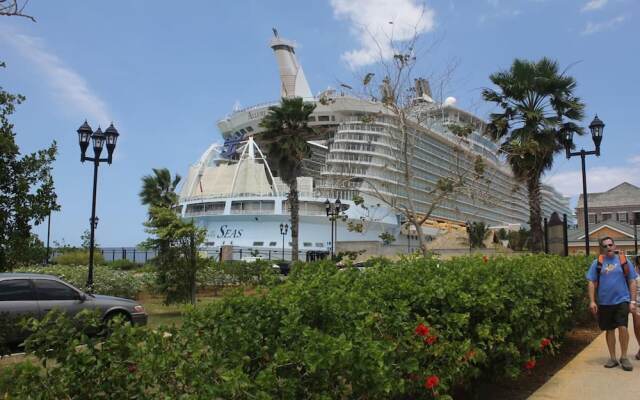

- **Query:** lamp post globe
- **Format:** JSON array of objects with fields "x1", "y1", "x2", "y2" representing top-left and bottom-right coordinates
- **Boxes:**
[
  {"x1": 77, "y1": 121, "x2": 92, "y2": 161},
  {"x1": 104, "y1": 123, "x2": 120, "y2": 164}
]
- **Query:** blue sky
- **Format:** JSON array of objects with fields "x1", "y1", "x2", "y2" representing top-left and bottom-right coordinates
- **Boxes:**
[{"x1": 1, "y1": 0, "x2": 638, "y2": 246}]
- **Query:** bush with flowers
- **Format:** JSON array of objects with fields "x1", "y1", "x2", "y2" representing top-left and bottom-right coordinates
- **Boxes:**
[{"x1": 0, "y1": 254, "x2": 590, "y2": 399}]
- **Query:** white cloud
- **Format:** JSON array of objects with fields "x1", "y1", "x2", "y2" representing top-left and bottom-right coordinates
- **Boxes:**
[
  {"x1": 581, "y1": 15, "x2": 627, "y2": 35},
  {"x1": 582, "y1": 0, "x2": 608, "y2": 12},
  {"x1": 0, "y1": 30, "x2": 111, "y2": 125},
  {"x1": 329, "y1": 0, "x2": 436, "y2": 69},
  {"x1": 544, "y1": 159, "x2": 640, "y2": 199}
]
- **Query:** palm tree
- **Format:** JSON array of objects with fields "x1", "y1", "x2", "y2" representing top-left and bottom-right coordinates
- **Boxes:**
[
  {"x1": 483, "y1": 58, "x2": 585, "y2": 252},
  {"x1": 139, "y1": 168, "x2": 181, "y2": 209},
  {"x1": 259, "y1": 97, "x2": 316, "y2": 262}
]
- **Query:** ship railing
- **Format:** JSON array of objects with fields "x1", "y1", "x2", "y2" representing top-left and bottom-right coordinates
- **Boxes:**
[
  {"x1": 181, "y1": 191, "x2": 326, "y2": 204},
  {"x1": 218, "y1": 100, "x2": 281, "y2": 121}
]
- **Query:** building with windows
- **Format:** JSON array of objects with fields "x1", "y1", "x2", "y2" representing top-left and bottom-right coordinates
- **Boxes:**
[{"x1": 576, "y1": 182, "x2": 640, "y2": 229}]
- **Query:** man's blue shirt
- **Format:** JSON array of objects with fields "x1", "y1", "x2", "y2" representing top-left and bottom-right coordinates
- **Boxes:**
[{"x1": 586, "y1": 255, "x2": 638, "y2": 305}]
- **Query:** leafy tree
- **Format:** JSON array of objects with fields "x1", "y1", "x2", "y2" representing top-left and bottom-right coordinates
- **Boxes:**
[
  {"x1": 139, "y1": 168, "x2": 181, "y2": 209},
  {"x1": 142, "y1": 206, "x2": 205, "y2": 304},
  {"x1": 466, "y1": 221, "x2": 489, "y2": 249},
  {"x1": 0, "y1": 63, "x2": 58, "y2": 271},
  {"x1": 139, "y1": 168, "x2": 202, "y2": 304},
  {"x1": 508, "y1": 228, "x2": 531, "y2": 251},
  {"x1": 80, "y1": 229, "x2": 99, "y2": 250},
  {"x1": 259, "y1": 97, "x2": 316, "y2": 262},
  {"x1": 483, "y1": 58, "x2": 584, "y2": 252},
  {"x1": 379, "y1": 231, "x2": 396, "y2": 246}
]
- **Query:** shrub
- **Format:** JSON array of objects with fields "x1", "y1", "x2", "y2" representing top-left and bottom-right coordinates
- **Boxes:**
[
  {"x1": 13, "y1": 265, "x2": 145, "y2": 299},
  {"x1": 107, "y1": 258, "x2": 140, "y2": 271},
  {"x1": 53, "y1": 250, "x2": 105, "y2": 266},
  {"x1": 2, "y1": 255, "x2": 591, "y2": 399}
]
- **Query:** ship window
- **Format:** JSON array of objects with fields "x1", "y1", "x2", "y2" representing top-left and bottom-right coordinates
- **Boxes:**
[
  {"x1": 331, "y1": 115, "x2": 335, "y2": 121},
  {"x1": 303, "y1": 242, "x2": 312, "y2": 247},
  {"x1": 315, "y1": 242, "x2": 324, "y2": 247},
  {"x1": 240, "y1": 129, "x2": 246, "y2": 134},
  {"x1": 253, "y1": 241, "x2": 264, "y2": 246},
  {"x1": 308, "y1": 116, "x2": 316, "y2": 121},
  {"x1": 205, "y1": 241, "x2": 215, "y2": 246},
  {"x1": 318, "y1": 115, "x2": 330, "y2": 121},
  {"x1": 246, "y1": 126, "x2": 254, "y2": 132},
  {"x1": 269, "y1": 242, "x2": 277, "y2": 246},
  {"x1": 185, "y1": 203, "x2": 205, "y2": 213}
]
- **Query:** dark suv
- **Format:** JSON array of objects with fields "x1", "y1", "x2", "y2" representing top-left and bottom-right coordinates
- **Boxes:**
[{"x1": 0, "y1": 273, "x2": 147, "y2": 345}]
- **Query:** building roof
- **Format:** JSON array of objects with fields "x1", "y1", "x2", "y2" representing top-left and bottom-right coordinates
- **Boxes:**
[
  {"x1": 576, "y1": 182, "x2": 640, "y2": 209},
  {"x1": 568, "y1": 219, "x2": 636, "y2": 242}
]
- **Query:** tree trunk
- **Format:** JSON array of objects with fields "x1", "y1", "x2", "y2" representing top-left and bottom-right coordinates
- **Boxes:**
[
  {"x1": 289, "y1": 179, "x2": 299, "y2": 262},
  {"x1": 527, "y1": 175, "x2": 544, "y2": 252},
  {"x1": 412, "y1": 218, "x2": 429, "y2": 257}
]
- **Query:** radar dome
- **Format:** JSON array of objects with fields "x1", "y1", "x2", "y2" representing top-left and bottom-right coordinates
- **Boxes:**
[{"x1": 444, "y1": 97, "x2": 457, "y2": 106}]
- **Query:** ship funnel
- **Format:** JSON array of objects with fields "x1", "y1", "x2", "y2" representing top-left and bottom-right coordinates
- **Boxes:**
[{"x1": 270, "y1": 30, "x2": 313, "y2": 99}]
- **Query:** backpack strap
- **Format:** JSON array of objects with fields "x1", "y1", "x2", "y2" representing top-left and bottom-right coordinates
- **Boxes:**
[{"x1": 620, "y1": 254, "x2": 630, "y2": 278}]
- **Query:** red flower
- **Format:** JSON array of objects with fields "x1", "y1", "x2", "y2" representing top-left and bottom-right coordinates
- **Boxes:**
[
  {"x1": 424, "y1": 335, "x2": 438, "y2": 345},
  {"x1": 424, "y1": 375, "x2": 440, "y2": 389},
  {"x1": 482, "y1": 255, "x2": 489, "y2": 263},
  {"x1": 540, "y1": 338, "x2": 551, "y2": 349},
  {"x1": 415, "y1": 323, "x2": 430, "y2": 337},
  {"x1": 525, "y1": 359, "x2": 536, "y2": 370},
  {"x1": 127, "y1": 363, "x2": 138, "y2": 373}
]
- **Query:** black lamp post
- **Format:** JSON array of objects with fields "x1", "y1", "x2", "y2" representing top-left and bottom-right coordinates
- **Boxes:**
[
  {"x1": 77, "y1": 121, "x2": 119, "y2": 289},
  {"x1": 324, "y1": 199, "x2": 342, "y2": 259},
  {"x1": 564, "y1": 115, "x2": 604, "y2": 256},
  {"x1": 279, "y1": 223, "x2": 289, "y2": 261}
]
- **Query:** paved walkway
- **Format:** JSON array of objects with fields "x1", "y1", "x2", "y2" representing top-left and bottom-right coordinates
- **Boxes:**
[{"x1": 529, "y1": 320, "x2": 640, "y2": 399}]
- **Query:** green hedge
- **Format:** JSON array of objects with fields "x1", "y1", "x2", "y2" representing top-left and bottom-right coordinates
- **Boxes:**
[
  {"x1": 53, "y1": 250, "x2": 105, "y2": 266},
  {"x1": 13, "y1": 265, "x2": 148, "y2": 299},
  {"x1": 1, "y1": 255, "x2": 591, "y2": 399}
]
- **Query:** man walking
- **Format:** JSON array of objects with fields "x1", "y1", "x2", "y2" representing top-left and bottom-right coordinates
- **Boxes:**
[{"x1": 586, "y1": 236, "x2": 638, "y2": 371}]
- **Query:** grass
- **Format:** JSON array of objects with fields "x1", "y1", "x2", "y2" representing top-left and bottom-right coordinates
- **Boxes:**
[{"x1": 137, "y1": 293, "x2": 221, "y2": 329}]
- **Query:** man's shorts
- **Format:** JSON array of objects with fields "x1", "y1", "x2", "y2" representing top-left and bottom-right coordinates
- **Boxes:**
[{"x1": 598, "y1": 302, "x2": 629, "y2": 330}]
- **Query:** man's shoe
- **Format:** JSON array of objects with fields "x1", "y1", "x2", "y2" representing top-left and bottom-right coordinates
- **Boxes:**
[
  {"x1": 620, "y1": 358, "x2": 633, "y2": 371},
  {"x1": 604, "y1": 359, "x2": 619, "y2": 368}
]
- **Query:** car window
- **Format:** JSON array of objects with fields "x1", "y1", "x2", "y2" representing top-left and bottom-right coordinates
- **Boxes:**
[
  {"x1": 0, "y1": 279, "x2": 36, "y2": 301},
  {"x1": 34, "y1": 280, "x2": 80, "y2": 301}
]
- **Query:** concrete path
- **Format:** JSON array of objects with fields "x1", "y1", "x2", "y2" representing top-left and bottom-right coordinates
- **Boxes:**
[{"x1": 529, "y1": 320, "x2": 640, "y2": 399}]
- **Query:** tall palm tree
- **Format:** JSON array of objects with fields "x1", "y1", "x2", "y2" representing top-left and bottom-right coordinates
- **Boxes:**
[
  {"x1": 139, "y1": 168, "x2": 182, "y2": 209},
  {"x1": 483, "y1": 58, "x2": 585, "y2": 252},
  {"x1": 259, "y1": 97, "x2": 316, "y2": 262}
]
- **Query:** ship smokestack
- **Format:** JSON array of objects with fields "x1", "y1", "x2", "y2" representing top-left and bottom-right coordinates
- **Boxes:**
[{"x1": 269, "y1": 29, "x2": 313, "y2": 99}]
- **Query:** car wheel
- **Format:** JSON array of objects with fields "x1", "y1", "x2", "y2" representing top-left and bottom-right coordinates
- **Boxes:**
[{"x1": 102, "y1": 311, "x2": 132, "y2": 336}]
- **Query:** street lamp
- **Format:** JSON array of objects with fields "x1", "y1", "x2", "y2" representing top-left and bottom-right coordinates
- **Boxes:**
[
  {"x1": 279, "y1": 223, "x2": 289, "y2": 261},
  {"x1": 564, "y1": 115, "x2": 605, "y2": 256},
  {"x1": 77, "y1": 121, "x2": 119, "y2": 289},
  {"x1": 325, "y1": 198, "x2": 343, "y2": 259}
]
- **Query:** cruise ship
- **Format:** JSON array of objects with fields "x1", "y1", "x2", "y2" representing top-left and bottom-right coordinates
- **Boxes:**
[{"x1": 177, "y1": 32, "x2": 573, "y2": 258}]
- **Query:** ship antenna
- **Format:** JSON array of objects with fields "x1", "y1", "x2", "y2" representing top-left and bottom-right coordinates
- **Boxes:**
[{"x1": 272, "y1": 27, "x2": 279, "y2": 38}]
